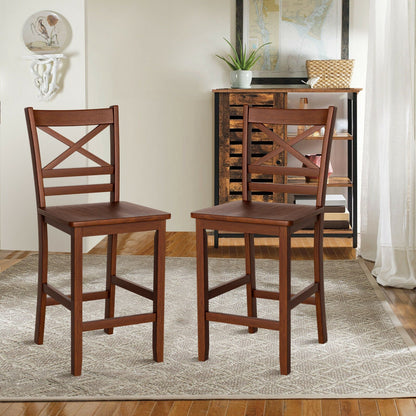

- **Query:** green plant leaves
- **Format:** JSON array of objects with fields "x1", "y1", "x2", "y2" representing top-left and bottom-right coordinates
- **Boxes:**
[{"x1": 216, "y1": 38, "x2": 271, "y2": 71}]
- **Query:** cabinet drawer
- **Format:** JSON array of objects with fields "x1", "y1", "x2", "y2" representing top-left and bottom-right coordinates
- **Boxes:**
[
  {"x1": 228, "y1": 193, "x2": 275, "y2": 202},
  {"x1": 229, "y1": 93, "x2": 275, "y2": 106},
  {"x1": 230, "y1": 169, "x2": 273, "y2": 181},
  {"x1": 230, "y1": 131, "x2": 272, "y2": 142},
  {"x1": 229, "y1": 119, "x2": 283, "y2": 131},
  {"x1": 230, "y1": 143, "x2": 275, "y2": 154}
]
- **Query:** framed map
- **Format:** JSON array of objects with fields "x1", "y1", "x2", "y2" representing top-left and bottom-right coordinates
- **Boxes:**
[{"x1": 236, "y1": 0, "x2": 349, "y2": 84}]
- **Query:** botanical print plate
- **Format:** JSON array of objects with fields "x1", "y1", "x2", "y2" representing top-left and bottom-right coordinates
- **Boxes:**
[{"x1": 22, "y1": 10, "x2": 69, "y2": 54}]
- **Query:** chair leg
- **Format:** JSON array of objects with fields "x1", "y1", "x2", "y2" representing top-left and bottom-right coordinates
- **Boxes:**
[
  {"x1": 279, "y1": 227, "x2": 291, "y2": 375},
  {"x1": 196, "y1": 222, "x2": 209, "y2": 361},
  {"x1": 71, "y1": 229, "x2": 83, "y2": 376},
  {"x1": 244, "y1": 233, "x2": 257, "y2": 333},
  {"x1": 105, "y1": 234, "x2": 117, "y2": 335},
  {"x1": 314, "y1": 213, "x2": 328, "y2": 344},
  {"x1": 153, "y1": 223, "x2": 166, "y2": 362},
  {"x1": 34, "y1": 215, "x2": 48, "y2": 345}
]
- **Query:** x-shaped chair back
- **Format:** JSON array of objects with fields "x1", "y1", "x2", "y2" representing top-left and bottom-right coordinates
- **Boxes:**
[
  {"x1": 25, "y1": 106, "x2": 119, "y2": 208},
  {"x1": 242, "y1": 105, "x2": 337, "y2": 206}
]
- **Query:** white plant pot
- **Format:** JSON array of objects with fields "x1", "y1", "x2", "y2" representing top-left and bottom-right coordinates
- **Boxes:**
[{"x1": 230, "y1": 70, "x2": 252, "y2": 89}]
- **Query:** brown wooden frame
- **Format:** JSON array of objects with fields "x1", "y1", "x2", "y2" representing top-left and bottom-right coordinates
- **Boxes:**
[
  {"x1": 25, "y1": 105, "x2": 171, "y2": 376},
  {"x1": 191, "y1": 105, "x2": 336, "y2": 375}
]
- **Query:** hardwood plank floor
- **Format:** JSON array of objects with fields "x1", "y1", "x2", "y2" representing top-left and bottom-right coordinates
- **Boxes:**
[
  {"x1": 89, "y1": 231, "x2": 357, "y2": 260},
  {"x1": 1, "y1": 232, "x2": 416, "y2": 416}
]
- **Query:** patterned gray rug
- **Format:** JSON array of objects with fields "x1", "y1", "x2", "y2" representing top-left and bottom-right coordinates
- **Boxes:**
[{"x1": 1, "y1": 254, "x2": 416, "y2": 400}]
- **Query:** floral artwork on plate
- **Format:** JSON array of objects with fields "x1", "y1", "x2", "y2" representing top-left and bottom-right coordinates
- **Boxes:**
[{"x1": 23, "y1": 10, "x2": 70, "y2": 54}]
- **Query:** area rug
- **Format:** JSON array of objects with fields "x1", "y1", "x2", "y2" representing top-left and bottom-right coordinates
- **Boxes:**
[{"x1": 1, "y1": 254, "x2": 416, "y2": 401}]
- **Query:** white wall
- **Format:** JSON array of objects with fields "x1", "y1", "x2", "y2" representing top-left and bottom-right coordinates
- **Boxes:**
[
  {"x1": 0, "y1": 0, "x2": 369, "y2": 250},
  {"x1": 0, "y1": 0, "x2": 86, "y2": 251},
  {"x1": 85, "y1": 0, "x2": 232, "y2": 231}
]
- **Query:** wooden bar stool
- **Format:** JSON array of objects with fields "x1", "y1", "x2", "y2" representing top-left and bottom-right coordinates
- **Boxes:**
[
  {"x1": 25, "y1": 105, "x2": 171, "y2": 376},
  {"x1": 191, "y1": 105, "x2": 337, "y2": 375}
]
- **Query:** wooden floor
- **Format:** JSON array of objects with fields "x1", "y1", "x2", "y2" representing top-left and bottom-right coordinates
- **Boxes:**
[
  {"x1": 1, "y1": 232, "x2": 416, "y2": 416},
  {"x1": 89, "y1": 231, "x2": 358, "y2": 260}
]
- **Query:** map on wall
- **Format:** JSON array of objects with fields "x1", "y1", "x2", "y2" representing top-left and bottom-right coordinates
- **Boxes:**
[{"x1": 244, "y1": 0, "x2": 341, "y2": 78}]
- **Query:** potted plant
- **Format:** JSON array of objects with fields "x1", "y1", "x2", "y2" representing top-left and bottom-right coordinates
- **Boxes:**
[{"x1": 216, "y1": 38, "x2": 271, "y2": 88}]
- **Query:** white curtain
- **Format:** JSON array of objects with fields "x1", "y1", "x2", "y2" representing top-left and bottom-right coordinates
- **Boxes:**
[{"x1": 360, "y1": 0, "x2": 416, "y2": 288}]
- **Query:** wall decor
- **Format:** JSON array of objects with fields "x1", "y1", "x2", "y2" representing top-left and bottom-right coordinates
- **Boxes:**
[
  {"x1": 236, "y1": 0, "x2": 349, "y2": 84},
  {"x1": 24, "y1": 54, "x2": 65, "y2": 100},
  {"x1": 22, "y1": 10, "x2": 70, "y2": 100},
  {"x1": 23, "y1": 10, "x2": 69, "y2": 54}
]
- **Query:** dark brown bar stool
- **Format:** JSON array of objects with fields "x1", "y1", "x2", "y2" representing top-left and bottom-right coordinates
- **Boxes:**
[
  {"x1": 191, "y1": 105, "x2": 337, "y2": 375},
  {"x1": 25, "y1": 105, "x2": 171, "y2": 376}
]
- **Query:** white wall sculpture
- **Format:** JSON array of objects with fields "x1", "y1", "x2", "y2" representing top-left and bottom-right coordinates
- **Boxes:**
[{"x1": 25, "y1": 54, "x2": 64, "y2": 100}]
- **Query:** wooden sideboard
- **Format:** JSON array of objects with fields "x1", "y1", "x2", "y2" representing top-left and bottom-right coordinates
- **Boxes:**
[{"x1": 212, "y1": 87, "x2": 361, "y2": 247}]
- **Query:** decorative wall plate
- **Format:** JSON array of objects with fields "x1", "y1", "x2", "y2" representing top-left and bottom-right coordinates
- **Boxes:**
[{"x1": 23, "y1": 10, "x2": 69, "y2": 54}]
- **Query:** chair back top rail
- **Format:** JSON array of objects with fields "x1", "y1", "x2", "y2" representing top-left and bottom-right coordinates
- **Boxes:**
[
  {"x1": 33, "y1": 108, "x2": 114, "y2": 126},
  {"x1": 242, "y1": 105, "x2": 337, "y2": 207},
  {"x1": 248, "y1": 107, "x2": 331, "y2": 125},
  {"x1": 25, "y1": 105, "x2": 120, "y2": 208}
]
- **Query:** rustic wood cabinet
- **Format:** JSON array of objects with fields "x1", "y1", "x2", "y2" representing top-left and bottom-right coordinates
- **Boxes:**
[{"x1": 213, "y1": 87, "x2": 361, "y2": 247}]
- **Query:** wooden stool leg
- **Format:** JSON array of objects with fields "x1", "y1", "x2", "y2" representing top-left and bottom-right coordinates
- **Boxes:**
[
  {"x1": 34, "y1": 215, "x2": 48, "y2": 345},
  {"x1": 105, "y1": 234, "x2": 117, "y2": 335},
  {"x1": 314, "y1": 214, "x2": 328, "y2": 344},
  {"x1": 279, "y1": 227, "x2": 291, "y2": 375},
  {"x1": 196, "y1": 222, "x2": 209, "y2": 361},
  {"x1": 245, "y1": 233, "x2": 258, "y2": 333},
  {"x1": 153, "y1": 223, "x2": 166, "y2": 362},
  {"x1": 71, "y1": 230, "x2": 83, "y2": 376}
]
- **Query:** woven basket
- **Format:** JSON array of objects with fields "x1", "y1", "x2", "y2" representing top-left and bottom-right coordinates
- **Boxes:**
[{"x1": 306, "y1": 59, "x2": 354, "y2": 88}]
